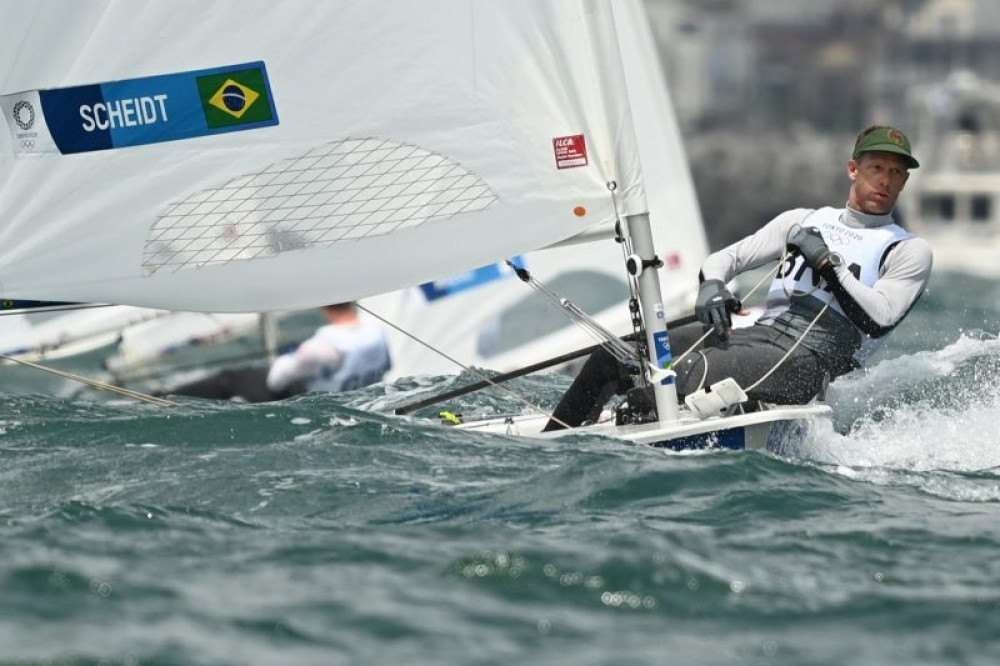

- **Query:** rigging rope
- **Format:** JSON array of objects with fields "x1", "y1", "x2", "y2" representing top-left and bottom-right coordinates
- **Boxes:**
[
  {"x1": 606, "y1": 181, "x2": 649, "y2": 365},
  {"x1": 503, "y1": 182, "x2": 641, "y2": 369},
  {"x1": 0, "y1": 353, "x2": 177, "y2": 407},
  {"x1": 738, "y1": 226, "x2": 833, "y2": 393},
  {"x1": 356, "y1": 304, "x2": 572, "y2": 430},
  {"x1": 513, "y1": 271, "x2": 636, "y2": 365},
  {"x1": 743, "y1": 303, "x2": 829, "y2": 393},
  {"x1": 672, "y1": 257, "x2": 784, "y2": 366},
  {"x1": 670, "y1": 244, "x2": 834, "y2": 399}
]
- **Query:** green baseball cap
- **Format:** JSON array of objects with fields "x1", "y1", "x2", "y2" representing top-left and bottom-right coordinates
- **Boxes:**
[{"x1": 852, "y1": 125, "x2": 919, "y2": 169}]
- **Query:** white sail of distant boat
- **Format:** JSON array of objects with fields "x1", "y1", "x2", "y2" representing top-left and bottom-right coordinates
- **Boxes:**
[
  {"x1": 0, "y1": 299, "x2": 277, "y2": 373},
  {"x1": 0, "y1": 305, "x2": 168, "y2": 361},
  {"x1": 104, "y1": 311, "x2": 269, "y2": 371},
  {"x1": 0, "y1": 0, "x2": 829, "y2": 450}
]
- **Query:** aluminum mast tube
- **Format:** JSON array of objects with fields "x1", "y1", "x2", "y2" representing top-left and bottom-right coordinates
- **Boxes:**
[{"x1": 625, "y1": 213, "x2": 680, "y2": 423}]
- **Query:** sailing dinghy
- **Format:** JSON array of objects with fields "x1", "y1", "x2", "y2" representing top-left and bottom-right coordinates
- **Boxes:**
[{"x1": 0, "y1": 0, "x2": 830, "y2": 450}]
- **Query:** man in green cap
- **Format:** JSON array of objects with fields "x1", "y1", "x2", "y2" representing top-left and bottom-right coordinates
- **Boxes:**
[{"x1": 546, "y1": 125, "x2": 933, "y2": 430}]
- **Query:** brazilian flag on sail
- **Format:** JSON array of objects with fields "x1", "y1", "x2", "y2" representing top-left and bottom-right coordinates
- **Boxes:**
[{"x1": 196, "y1": 66, "x2": 276, "y2": 129}]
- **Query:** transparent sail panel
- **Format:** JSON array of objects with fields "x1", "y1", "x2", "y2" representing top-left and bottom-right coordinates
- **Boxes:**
[{"x1": 143, "y1": 137, "x2": 497, "y2": 274}]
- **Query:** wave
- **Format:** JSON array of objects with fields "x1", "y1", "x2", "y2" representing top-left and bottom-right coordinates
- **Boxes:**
[{"x1": 774, "y1": 333, "x2": 1000, "y2": 500}]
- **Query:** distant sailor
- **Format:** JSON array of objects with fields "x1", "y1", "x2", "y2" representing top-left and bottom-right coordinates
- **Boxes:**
[
  {"x1": 545, "y1": 125, "x2": 933, "y2": 430},
  {"x1": 166, "y1": 302, "x2": 391, "y2": 403},
  {"x1": 266, "y1": 302, "x2": 391, "y2": 396}
]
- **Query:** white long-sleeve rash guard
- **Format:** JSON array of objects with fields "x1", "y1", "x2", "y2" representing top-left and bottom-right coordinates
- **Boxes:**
[
  {"x1": 266, "y1": 335, "x2": 344, "y2": 392},
  {"x1": 700, "y1": 206, "x2": 933, "y2": 336}
]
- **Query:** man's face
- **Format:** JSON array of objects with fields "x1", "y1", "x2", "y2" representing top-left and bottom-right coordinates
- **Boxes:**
[{"x1": 848, "y1": 152, "x2": 910, "y2": 215}]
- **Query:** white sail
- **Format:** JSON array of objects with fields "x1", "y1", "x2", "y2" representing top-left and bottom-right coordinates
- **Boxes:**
[
  {"x1": 0, "y1": 1, "x2": 646, "y2": 312},
  {"x1": 3, "y1": 0, "x2": 707, "y2": 382},
  {"x1": 363, "y1": 0, "x2": 709, "y2": 378},
  {"x1": 613, "y1": 0, "x2": 708, "y2": 290}
]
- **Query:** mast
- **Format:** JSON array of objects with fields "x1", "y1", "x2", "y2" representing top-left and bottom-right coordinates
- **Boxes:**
[
  {"x1": 625, "y1": 213, "x2": 680, "y2": 423},
  {"x1": 259, "y1": 313, "x2": 279, "y2": 363}
]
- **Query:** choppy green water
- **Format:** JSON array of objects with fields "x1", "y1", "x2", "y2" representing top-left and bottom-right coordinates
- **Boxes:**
[{"x1": 2, "y1": 272, "x2": 1000, "y2": 665}]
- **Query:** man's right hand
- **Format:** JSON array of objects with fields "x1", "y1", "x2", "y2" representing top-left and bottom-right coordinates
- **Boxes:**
[
  {"x1": 695, "y1": 279, "x2": 741, "y2": 339},
  {"x1": 786, "y1": 225, "x2": 836, "y2": 274}
]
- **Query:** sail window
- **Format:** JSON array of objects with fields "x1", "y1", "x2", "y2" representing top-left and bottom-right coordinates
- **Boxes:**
[
  {"x1": 476, "y1": 270, "x2": 627, "y2": 358},
  {"x1": 142, "y1": 137, "x2": 497, "y2": 275}
]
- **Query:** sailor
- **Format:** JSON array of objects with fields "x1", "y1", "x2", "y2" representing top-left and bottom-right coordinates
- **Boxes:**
[
  {"x1": 266, "y1": 302, "x2": 391, "y2": 395},
  {"x1": 166, "y1": 302, "x2": 391, "y2": 402},
  {"x1": 545, "y1": 125, "x2": 933, "y2": 430}
]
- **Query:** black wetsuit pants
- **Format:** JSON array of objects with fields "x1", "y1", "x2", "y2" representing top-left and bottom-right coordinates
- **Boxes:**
[
  {"x1": 545, "y1": 322, "x2": 839, "y2": 431},
  {"x1": 164, "y1": 365, "x2": 306, "y2": 403}
]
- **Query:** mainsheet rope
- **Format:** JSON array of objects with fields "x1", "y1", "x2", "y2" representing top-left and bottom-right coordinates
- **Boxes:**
[{"x1": 678, "y1": 222, "x2": 834, "y2": 396}]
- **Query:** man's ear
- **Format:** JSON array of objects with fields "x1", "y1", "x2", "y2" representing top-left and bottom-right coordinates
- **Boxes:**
[{"x1": 847, "y1": 159, "x2": 859, "y2": 182}]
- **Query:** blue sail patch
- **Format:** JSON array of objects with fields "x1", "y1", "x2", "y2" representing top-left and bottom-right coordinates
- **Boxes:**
[{"x1": 420, "y1": 257, "x2": 526, "y2": 302}]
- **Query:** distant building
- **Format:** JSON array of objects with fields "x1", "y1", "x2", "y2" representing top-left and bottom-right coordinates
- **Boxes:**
[
  {"x1": 642, "y1": 0, "x2": 1000, "y2": 250},
  {"x1": 645, "y1": 0, "x2": 1000, "y2": 133},
  {"x1": 906, "y1": 0, "x2": 1000, "y2": 75},
  {"x1": 875, "y1": 0, "x2": 1000, "y2": 124},
  {"x1": 643, "y1": 0, "x2": 905, "y2": 132},
  {"x1": 643, "y1": 1, "x2": 752, "y2": 130}
]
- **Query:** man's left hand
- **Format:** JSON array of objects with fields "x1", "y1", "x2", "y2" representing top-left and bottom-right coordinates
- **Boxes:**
[{"x1": 787, "y1": 226, "x2": 836, "y2": 273}]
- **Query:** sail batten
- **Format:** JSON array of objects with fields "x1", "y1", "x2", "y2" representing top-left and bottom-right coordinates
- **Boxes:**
[{"x1": 0, "y1": 1, "x2": 647, "y2": 312}]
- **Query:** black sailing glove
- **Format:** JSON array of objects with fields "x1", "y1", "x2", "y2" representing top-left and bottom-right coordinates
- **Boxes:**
[
  {"x1": 787, "y1": 226, "x2": 837, "y2": 274},
  {"x1": 695, "y1": 279, "x2": 741, "y2": 340}
]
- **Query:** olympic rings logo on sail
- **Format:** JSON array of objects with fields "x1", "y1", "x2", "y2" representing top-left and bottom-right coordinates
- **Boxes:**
[{"x1": 12, "y1": 100, "x2": 35, "y2": 131}]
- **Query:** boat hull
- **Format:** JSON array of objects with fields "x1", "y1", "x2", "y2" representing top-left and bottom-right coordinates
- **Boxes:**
[{"x1": 455, "y1": 403, "x2": 831, "y2": 453}]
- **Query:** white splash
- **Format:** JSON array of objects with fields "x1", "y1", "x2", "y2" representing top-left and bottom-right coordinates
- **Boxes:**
[
  {"x1": 828, "y1": 331, "x2": 1000, "y2": 409},
  {"x1": 784, "y1": 334, "x2": 1000, "y2": 500}
]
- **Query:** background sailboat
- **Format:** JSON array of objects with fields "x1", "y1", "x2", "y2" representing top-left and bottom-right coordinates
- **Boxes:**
[{"x1": 0, "y1": 305, "x2": 167, "y2": 362}]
